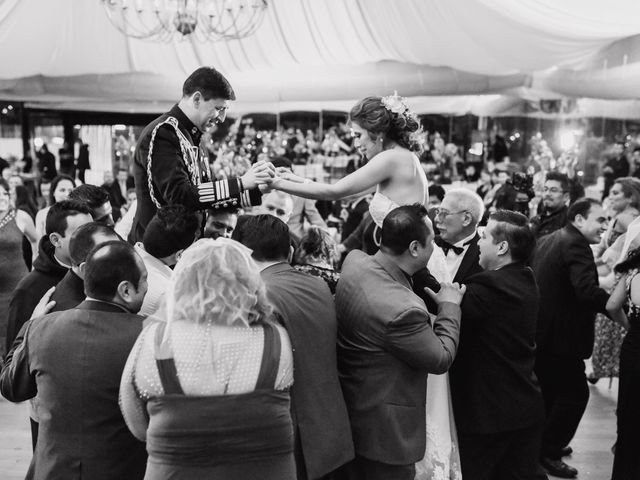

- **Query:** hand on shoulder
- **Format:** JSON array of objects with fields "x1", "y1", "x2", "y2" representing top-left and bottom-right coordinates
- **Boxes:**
[{"x1": 424, "y1": 282, "x2": 466, "y2": 306}]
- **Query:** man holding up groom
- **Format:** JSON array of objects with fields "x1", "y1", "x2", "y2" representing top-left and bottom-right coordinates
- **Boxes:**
[{"x1": 336, "y1": 204, "x2": 464, "y2": 480}]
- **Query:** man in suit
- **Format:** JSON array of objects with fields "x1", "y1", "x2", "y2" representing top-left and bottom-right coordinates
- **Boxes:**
[
  {"x1": 0, "y1": 241, "x2": 148, "y2": 480},
  {"x1": 101, "y1": 170, "x2": 126, "y2": 223},
  {"x1": 131, "y1": 66, "x2": 271, "y2": 242},
  {"x1": 450, "y1": 210, "x2": 547, "y2": 480},
  {"x1": 336, "y1": 204, "x2": 464, "y2": 480},
  {"x1": 50, "y1": 222, "x2": 121, "y2": 312},
  {"x1": 434, "y1": 188, "x2": 484, "y2": 282},
  {"x1": 233, "y1": 214, "x2": 354, "y2": 480},
  {"x1": 531, "y1": 198, "x2": 609, "y2": 478}
]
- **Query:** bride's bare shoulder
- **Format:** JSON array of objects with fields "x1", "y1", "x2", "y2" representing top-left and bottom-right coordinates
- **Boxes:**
[{"x1": 375, "y1": 147, "x2": 414, "y2": 163}]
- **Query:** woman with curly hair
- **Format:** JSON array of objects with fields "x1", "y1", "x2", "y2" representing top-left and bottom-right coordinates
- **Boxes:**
[
  {"x1": 119, "y1": 238, "x2": 295, "y2": 480},
  {"x1": 270, "y1": 93, "x2": 428, "y2": 229}
]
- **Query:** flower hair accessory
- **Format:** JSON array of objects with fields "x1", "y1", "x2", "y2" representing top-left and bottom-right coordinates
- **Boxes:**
[{"x1": 381, "y1": 91, "x2": 409, "y2": 115}]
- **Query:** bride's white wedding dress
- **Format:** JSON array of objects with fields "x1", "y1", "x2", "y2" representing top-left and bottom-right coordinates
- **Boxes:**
[{"x1": 415, "y1": 249, "x2": 462, "y2": 480}]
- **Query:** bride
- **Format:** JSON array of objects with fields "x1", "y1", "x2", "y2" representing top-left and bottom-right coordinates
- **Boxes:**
[{"x1": 269, "y1": 93, "x2": 462, "y2": 479}]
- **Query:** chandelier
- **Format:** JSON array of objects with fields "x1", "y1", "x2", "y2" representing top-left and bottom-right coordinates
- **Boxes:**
[{"x1": 101, "y1": 0, "x2": 269, "y2": 42}]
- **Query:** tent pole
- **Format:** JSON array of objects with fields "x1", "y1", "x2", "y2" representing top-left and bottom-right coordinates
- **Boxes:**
[
  {"x1": 276, "y1": 111, "x2": 280, "y2": 131},
  {"x1": 448, "y1": 115, "x2": 453, "y2": 143},
  {"x1": 319, "y1": 110, "x2": 323, "y2": 138}
]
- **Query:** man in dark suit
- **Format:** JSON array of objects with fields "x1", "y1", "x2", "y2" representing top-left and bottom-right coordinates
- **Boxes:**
[
  {"x1": 336, "y1": 204, "x2": 464, "y2": 480},
  {"x1": 434, "y1": 188, "x2": 484, "y2": 283},
  {"x1": 0, "y1": 241, "x2": 148, "y2": 480},
  {"x1": 101, "y1": 170, "x2": 126, "y2": 222},
  {"x1": 130, "y1": 66, "x2": 270, "y2": 242},
  {"x1": 233, "y1": 214, "x2": 354, "y2": 480},
  {"x1": 531, "y1": 198, "x2": 609, "y2": 478},
  {"x1": 50, "y1": 222, "x2": 121, "y2": 312},
  {"x1": 450, "y1": 210, "x2": 547, "y2": 480}
]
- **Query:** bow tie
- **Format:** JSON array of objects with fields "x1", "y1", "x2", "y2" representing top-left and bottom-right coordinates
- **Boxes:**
[{"x1": 435, "y1": 237, "x2": 465, "y2": 255}]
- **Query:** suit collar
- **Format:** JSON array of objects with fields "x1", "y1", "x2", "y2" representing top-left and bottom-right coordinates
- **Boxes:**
[
  {"x1": 77, "y1": 299, "x2": 132, "y2": 314},
  {"x1": 373, "y1": 251, "x2": 412, "y2": 289}
]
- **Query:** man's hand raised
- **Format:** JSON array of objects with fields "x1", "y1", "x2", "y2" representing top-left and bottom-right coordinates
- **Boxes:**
[{"x1": 424, "y1": 282, "x2": 466, "y2": 306}]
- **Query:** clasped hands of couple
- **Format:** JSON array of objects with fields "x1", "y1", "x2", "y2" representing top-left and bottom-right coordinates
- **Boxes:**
[{"x1": 239, "y1": 160, "x2": 305, "y2": 192}]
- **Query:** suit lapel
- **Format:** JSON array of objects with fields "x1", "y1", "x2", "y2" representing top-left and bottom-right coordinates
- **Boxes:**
[{"x1": 454, "y1": 233, "x2": 480, "y2": 283}]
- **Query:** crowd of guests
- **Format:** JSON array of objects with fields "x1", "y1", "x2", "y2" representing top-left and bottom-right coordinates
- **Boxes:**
[{"x1": 0, "y1": 129, "x2": 640, "y2": 480}]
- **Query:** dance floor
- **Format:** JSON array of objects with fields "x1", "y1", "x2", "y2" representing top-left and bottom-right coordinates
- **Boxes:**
[{"x1": 0, "y1": 380, "x2": 618, "y2": 479}]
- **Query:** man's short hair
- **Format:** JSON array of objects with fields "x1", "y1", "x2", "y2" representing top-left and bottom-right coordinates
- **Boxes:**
[
  {"x1": 567, "y1": 197, "x2": 601, "y2": 222},
  {"x1": 84, "y1": 241, "x2": 143, "y2": 300},
  {"x1": 182, "y1": 67, "x2": 236, "y2": 101},
  {"x1": 489, "y1": 210, "x2": 536, "y2": 262},
  {"x1": 143, "y1": 205, "x2": 200, "y2": 258},
  {"x1": 45, "y1": 200, "x2": 92, "y2": 236},
  {"x1": 545, "y1": 171, "x2": 570, "y2": 192},
  {"x1": 68, "y1": 184, "x2": 110, "y2": 216},
  {"x1": 381, "y1": 204, "x2": 431, "y2": 255},
  {"x1": 232, "y1": 214, "x2": 290, "y2": 262},
  {"x1": 444, "y1": 188, "x2": 485, "y2": 226},
  {"x1": 69, "y1": 223, "x2": 120, "y2": 267}
]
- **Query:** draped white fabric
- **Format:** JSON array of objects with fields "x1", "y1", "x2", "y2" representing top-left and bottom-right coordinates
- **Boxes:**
[
  {"x1": 1, "y1": 0, "x2": 640, "y2": 114},
  {"x1": 79, "y1": 125, "x2": 113, "y2": 185}
]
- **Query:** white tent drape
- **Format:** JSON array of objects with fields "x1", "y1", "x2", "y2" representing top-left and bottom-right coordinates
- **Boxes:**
[{"x1": 1, "y1": 0, "x2": 640, "y2": 115}]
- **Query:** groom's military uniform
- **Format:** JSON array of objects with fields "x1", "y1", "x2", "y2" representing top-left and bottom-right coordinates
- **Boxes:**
[
  {"x1": 336, "y1": 250, "x2": 461, "y2": 480},
  {"x1": 130, "y1": 104, "x2": 261, "y2": 242}
]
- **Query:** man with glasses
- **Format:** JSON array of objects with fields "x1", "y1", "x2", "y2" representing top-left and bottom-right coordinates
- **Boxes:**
[
  {"x1": 434, "y1": 188, "x2": 485, "y2": 283},
  {"x1": 531, "y1": 172, "x2": 571, "y2": 239}
]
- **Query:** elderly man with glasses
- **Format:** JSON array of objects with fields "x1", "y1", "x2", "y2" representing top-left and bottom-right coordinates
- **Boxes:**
[
  {"x1": 433, "y1": 188, "x2": 485, "y2": 283},
  {"x1": 530, "y1": 172, "x2": 571, "y2": 239}
]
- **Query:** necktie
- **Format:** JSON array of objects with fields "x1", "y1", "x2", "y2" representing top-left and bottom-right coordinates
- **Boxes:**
[{"x1": 435, "y1": 236, "x2": 464, "y2": 255}]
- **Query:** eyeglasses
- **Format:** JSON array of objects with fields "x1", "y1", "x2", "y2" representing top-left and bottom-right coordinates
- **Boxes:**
[
  {"x1": 542, "y1": 187, "x2": 566, "y2": 194},
  {"x1": 434, "y1": 208, "x2": 467, "y2": 219}
]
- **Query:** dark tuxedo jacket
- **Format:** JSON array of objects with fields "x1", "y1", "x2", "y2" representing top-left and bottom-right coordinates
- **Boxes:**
[
  {"x1": 336, "y1": 250, "x2": 461, "y2": 465},
  {"x1": 50, "y1": 269, "x2": 85, "y2": 312},
  {"x1": 450, "y1": 262, "x2": 545, "y2": 435},
  {"x1": 0, "y1": 301, "x2": 147, "y2": 480},
  {"x1": 102, "y1": 181, "x2": 126, "y2": 222},
  {"x1": 451, "y1": 232, "x2": 482, "y2": 283},
  {"x1": 530, "y1": 224, "x2": 609, "y2": 359},
  {"x1": 261, "y1": 263, "x2": 354, "y2": 479}
]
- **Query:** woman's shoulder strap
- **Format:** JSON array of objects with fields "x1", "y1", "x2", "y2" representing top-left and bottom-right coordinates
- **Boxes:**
[
  {"x1": 255, "y1": 322, "x2": 282, "y2": 390},
  {"x1": 153, "y1": 322, "x2": 184, "y2": 395}
]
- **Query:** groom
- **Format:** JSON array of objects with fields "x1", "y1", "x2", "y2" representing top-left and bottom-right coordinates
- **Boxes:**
[{"x1": 336, "y1": 204, "x2": 464, "y2": 480}]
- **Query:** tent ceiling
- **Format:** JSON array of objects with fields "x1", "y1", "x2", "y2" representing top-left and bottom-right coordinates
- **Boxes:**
[{"x1": 1, "y1": 0, "x2": 640, "y2": 116}]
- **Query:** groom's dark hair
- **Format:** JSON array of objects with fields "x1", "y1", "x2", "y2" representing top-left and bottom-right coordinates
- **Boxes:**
[{"x1": 381, "y1": 204, "x2": 431, "y2": 255}]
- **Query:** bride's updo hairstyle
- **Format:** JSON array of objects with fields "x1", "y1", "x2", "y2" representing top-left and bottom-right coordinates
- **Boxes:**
[
  {"x1": 166, "y1": 237, "x2": 273, "y2": 327},
  {"x1": 349, "y1": 93, "x2": 425, "y2": 153}
]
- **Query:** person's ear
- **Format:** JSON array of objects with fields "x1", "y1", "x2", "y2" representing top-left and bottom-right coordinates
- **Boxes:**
[
  {"x1": 192, "y1": 91, "x2": 202, "y2": 107},
  {"x1": 78, "y1": 261, "x2": 87, "y2": 277},
  {"x1": 497, "y1": 240, "x2": 509, "y2": 256},
  {"x1": 408, "y1": 239, "x2": 420, "y2": 258},
  {"x1": 49, "y1": 232, "x2": 62, "y2": 249},
  {"x1": 288, "y1": 245, "x2": 294, "y2": 264},
  {"x1": 116, "y1": 280, "x2": 132, "y2": 303}
]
